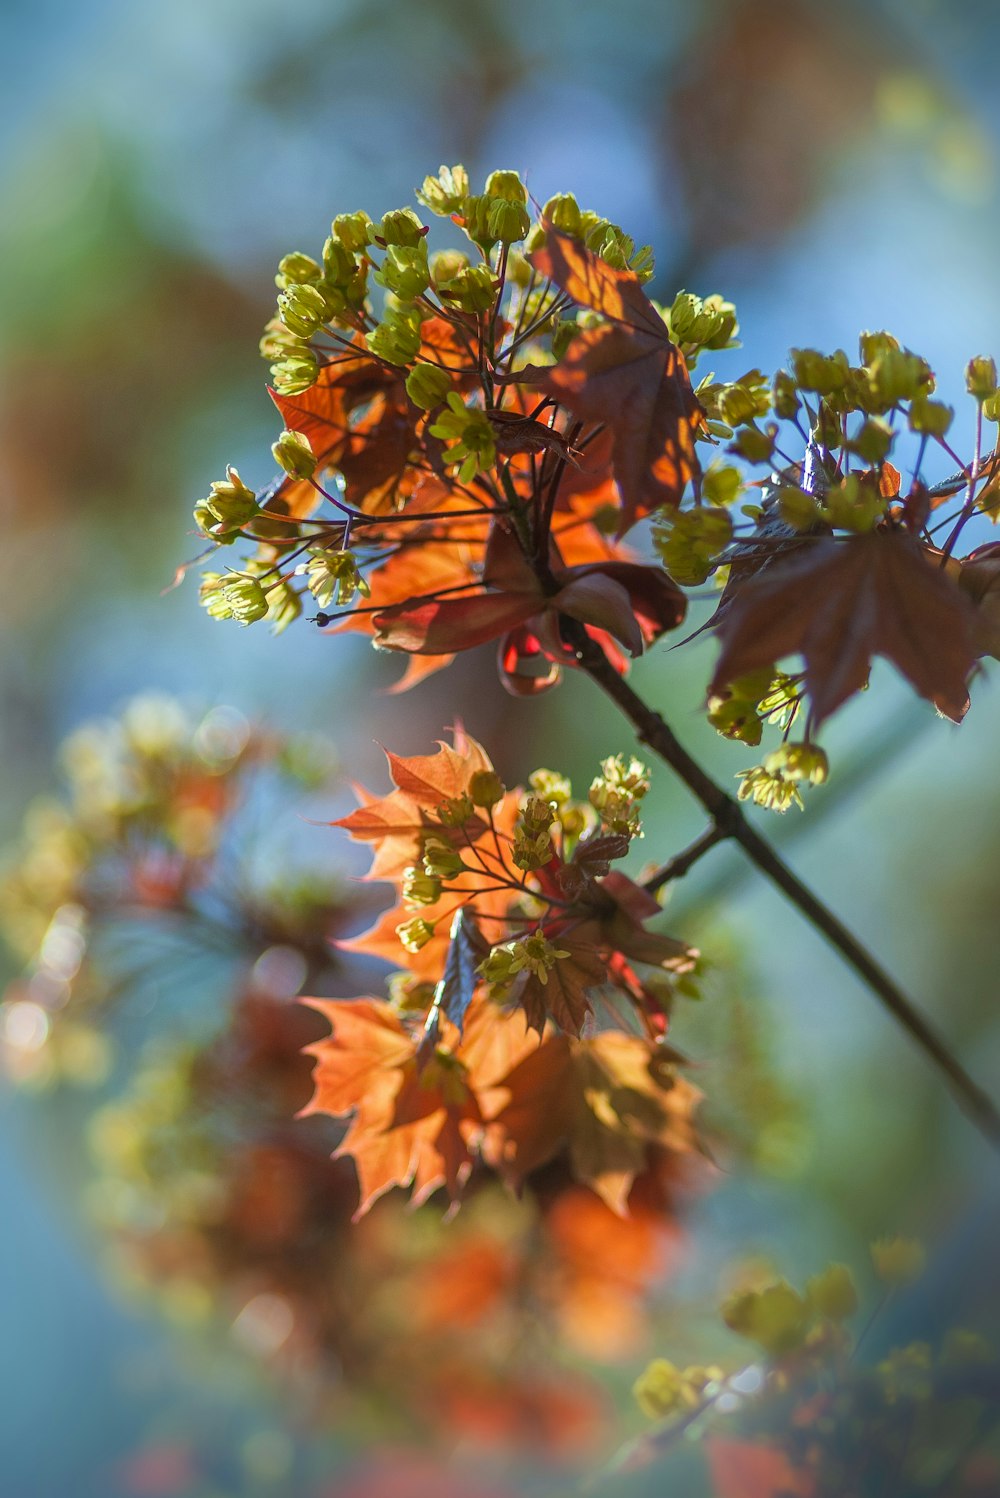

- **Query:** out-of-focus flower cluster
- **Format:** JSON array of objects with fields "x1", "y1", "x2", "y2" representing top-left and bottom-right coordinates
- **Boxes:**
[{"x1": 0, "y1": 694, "x2": 341, "y2": 1088}]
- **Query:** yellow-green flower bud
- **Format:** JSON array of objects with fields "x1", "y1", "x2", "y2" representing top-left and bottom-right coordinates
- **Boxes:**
[
  {"x1": 736, "y1": 765, "x2": 804, "y2": 813},
  {"x1": 468, "y1": 770, "x2": 505, "y2": 808},
  {"x1": 259, "y1": 318, "x2": 307, "y2": 361},
  {"x1": 439, "y1": 264, "x2": 498, "y2": 315},
  {"x1": 602, "y1": 754, "x2": 650, "y2": 797},
  {"x1": 484, "y1": 169, "x2": 527, "y2": 204},
  {"x1": 699, "y1": 294, "x2": 739, "y2": 350},
  {"x1": 859, "y1": 330, "x2": 900, "y2": 367},
  {"x1": 417, "y1": 165, "x2": 470, "y2": 217},
  {"x1": 281, "y1": 281, "x2": 331, "y2": 331},
  {"x1": 718, "y1": 384, "x2": 762, "y2": 427},
  {"x1": 772, "y1": 369, "x2": 800, "y2": 420},
  {"x1": 422, "y1": 838, "x2": 466, "y2": 881},
  {"x1": 669, "y1": 291, "x2": 712, "y2": 344},
  {"x1": 429, "y1": 248, "x2": 469, "y2": 286},
  {"x1": 848, "y1": 417, "x2": 894, "y2": 465},
  {"x1": 222, "y1": 575, "x2": 270, "y2": 626},
  {"x1": 377, "y1": 208, "x2": 425, "y2": 247},
  {"x1": 730, "y1": 426, "x2": 775, "y2": 464},
  {"x1": 701, "y1": 464, "x2": 743, "y2": 507},
  {"x1": 270, "y1": 349, "x2": 320, "y2": 395},
  {"x1": 265, "y1": 580, "x2": 302, "y2": 636},
  {"x1": 366, "y1": 313, "x2": 422, "y2": 367},
  {"x1": 805, "y1": 1263, "x2": 859, "y2": 1322},
  {"x1": 707, "y1": 694, "x2": 763, "y2": 746},
  {"x1": 633, "y1": 1360, "x2": 700, "y2": 1421},
  {"x1": 541, "y1": 193, "x2": 582, "y2": 235},
  {"x1": 777, "y1": 485, "x2": 822, "y2": 532},
  {"x1": 653, "y1": 507, "x2": 733, "y2": 585},
  {"x1": 488, "y1": 198, "x2": 530, "y2": 245},
  {"x1": 478, "y1": 944, "x2": 518, "y2": 987},
  {"x1": 405, "y1": 362, "x2": 452, "y2": 411},
  {"x1": 528, "y1": 769, "x2": 572, "y2": 806},
  {"x1": 460, "y1": 194, "x2": 499, "y2": 252},
  {"x1": 193, "y1": 501, "x2": 220, "y2": 540},
  {"x1": 791, "y1": 347, "x2": 850, "y2": 396},
  {"x1": 332, "y1": 211, "x2": 373, "y2": 252},
  {"x1": 721, "y1": 1279, "x2": 810, "y2": 1355},
  {"x1": 321, "y1": 237, "x2": 356, "y2": 285},
  {"x1": 967, "y1": 355, "x2": 998, "y2": 402},
  {"x1": 871, "y1": 1236, "x2": 925, "y2": 1286},
  {"x1": 202, "y1": 467, "x2": 258, "y2": 534},
  {"x1": 402, "y1": 866, "x2": 442, "y2": 907},
  {"x1": 908, "y1": 393, "x2": 953, "y2": 437},
  {"x1": 867, "y1": 349, "x2": 930, "y2": 408},
  {"x1": 435, "y1": 794, "x2": 474, "y2": 827},
  {"x1": 377, "y1": 242, "x2": 430, "y2": 301},
  {"x1": 277, "y1": 251, "x2": 323, "y2": 286},
  {"x1": 272, "y1": 428, "x2": 316, "y2": 480},
  {"x1": 512, "y1": 828, "x2": 553, "y2": 870},
  {"x1": 507, "y1": 933, "x2": 569, "y2": 982},
  {"x1": 520, "y1": 794, "x2": 557, "y2": 835},
  {"x1": 396, "y1": 917, "x2": 435, "y2": 953}
]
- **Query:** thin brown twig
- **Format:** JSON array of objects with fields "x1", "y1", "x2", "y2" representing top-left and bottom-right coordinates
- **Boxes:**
[{"x1": 564, "y1": 619, "x2": 1000, "y2": 1152}]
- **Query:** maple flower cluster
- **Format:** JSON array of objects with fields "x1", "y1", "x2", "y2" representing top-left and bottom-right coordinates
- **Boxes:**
[
  {"x1": 190, "y1": 163, "x2": 1000, "y2": 819},
  {"x1": 627, "y1": 1239, "x2": 1000, "y2": 1497},
  {"x1": 303, "y1": 732, "x2": 703, "y2": 1217}
]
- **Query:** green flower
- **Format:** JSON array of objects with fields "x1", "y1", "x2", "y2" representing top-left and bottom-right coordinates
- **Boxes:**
[{"x1": 429, "y1": 394, "x2": 497, "y2": 483}]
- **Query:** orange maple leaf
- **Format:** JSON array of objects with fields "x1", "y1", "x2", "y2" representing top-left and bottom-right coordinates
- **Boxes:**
[
  {"x1": 302, "y1": 993, "x2": 537, "y2": 1216},
  {"x1": 484, "y1": 1030, "x2": 702, "y2": 1215}
]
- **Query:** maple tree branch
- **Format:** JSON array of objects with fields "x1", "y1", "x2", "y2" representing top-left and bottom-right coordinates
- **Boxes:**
[{"x1": 566, "y1": 621, "x2": 1000, "y2": 1152}]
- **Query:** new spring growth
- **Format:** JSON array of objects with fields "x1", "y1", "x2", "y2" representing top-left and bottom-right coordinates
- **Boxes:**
[
  {"x1": 272, "y1": 428, "x2": 316, "y2": 480},
  {"x1": 402, "y1": 867, "x2": 442, "y2": 908},
  {"x1": 395, "y1": 916, "x2": 435, "y2": 953},
  {"x1": 736, "y1": 742, "x2": 828, "y2": 813},
  {"x1": 513, "y1": 795, "x2": 557, "y2": 871},
  {"x1": 429, "y1": 395, "x2": 498, "y2": 482},
  {"x1": 589, "y1": 755, "x2": 651, "y2": 836},
  {"x1": 421, "y1": 838, "x2": 466, "y2": 881},
  {"x1": 199, "y1": 574, "x2": 269, "y2": 627},
  {"x1": 478, "y1": 933, "x2": 571, "y2": 992},
  {"x1": 304, "y1": 551, "x2": 370, "y2": 609},
  {"x1": 194, "y1": 467, "x2": 259, "y2": 542},
  {"x1": 633, "y1": 1359, "x2": 724, "y2": 1421},
  {"x1": 654, "y1": 507, "x2": 733, "y2": 586}
]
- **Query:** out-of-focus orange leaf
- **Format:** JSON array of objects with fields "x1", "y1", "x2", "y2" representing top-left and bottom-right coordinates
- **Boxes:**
[{"x1": 707, "y1": 1438, "x2": 817, "y2": 1498}]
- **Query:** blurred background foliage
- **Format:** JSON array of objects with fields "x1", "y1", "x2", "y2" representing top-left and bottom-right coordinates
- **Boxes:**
[{"x1": 4, "y1": 0, "x2": 1000, "y2": 1493}]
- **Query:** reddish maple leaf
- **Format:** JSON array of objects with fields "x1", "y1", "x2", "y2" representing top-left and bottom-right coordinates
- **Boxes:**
[
  {"x1": 528, "y1": 229, "x2": 704, "y2": 532},
  {"x1": 709, "y1": 528, "x2": 977, "y2": 726},
  {"x1": 371, "y1": 521, "x2": 686, "y2": 694}
]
